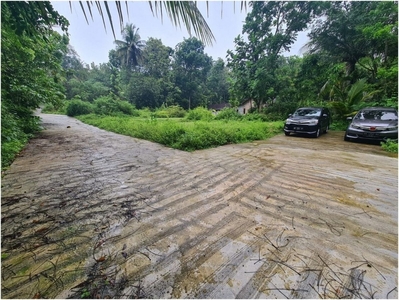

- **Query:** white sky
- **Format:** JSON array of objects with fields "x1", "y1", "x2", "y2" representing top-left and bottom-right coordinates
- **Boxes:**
[{"x1": 51, "y1": 1, "x2": 307, "y2": 65}]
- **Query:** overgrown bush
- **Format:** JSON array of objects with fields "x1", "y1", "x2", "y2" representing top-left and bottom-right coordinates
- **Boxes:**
[
  {"x1": 1, "y1": 105, "x2": 40, "y2": 169},
  {"x1": 186, "y1": 107, "x2": 214, "y2": 121},
  {"x1": 138, "y1": 108, "x2": 153, "y2": 118},
  {"x1": 41, "y1": 102, "x2": 67, "y2": 114},
  {"x1": 93, "y1": 96, "x2": 139, "y2": 116},
  {"x1": 153, "y1": 105, "x2": 186, "y2": 118},
  {"x1": 77, "y1": 114, "x2": 284, "y2": 151},
  {"x1": 243, "y1": 113, "x2": 270, "y2": 122},
  {"x1": 330, "y1": 119, "x2": 349, "y2": 131},
  {"x1": 66, "y1": 99, "x2": 93, "y2": 117},
  {"x1": 381, "y1": 139, "x2": 398, "y2": 153},
  {"x1": 214, "y1": 108, "x2": 242, "y2": 121}
]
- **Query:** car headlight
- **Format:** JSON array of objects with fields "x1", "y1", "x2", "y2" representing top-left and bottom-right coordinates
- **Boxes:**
[
  {"x1": 387, "y1": 126, "x2": 398, "y2": 131},
  {"x1": 306, "y1": 119, "x2": 319, "y2": 125},
  {"x1": 349, "y1": 123, "x2": 360, "y2": 129},
  {"x1": 285, "y1": 119, "x2": 293, "y2": 125}
]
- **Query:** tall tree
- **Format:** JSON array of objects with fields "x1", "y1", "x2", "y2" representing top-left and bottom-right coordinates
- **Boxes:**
[
  {"x1": 227, "y1": 1, "x2": 323, "y2": 111},
  {"x1": 306, "y1": 1, "x2": 397, "y2": 77},
  {"x1": 114, "y1": 23, "x2": 146, "y2": 70},
  {"x1": 206, "y1": 58, "x2": 230, "y2": 105},
  {"x1": 142, "y1": 38, "x2": 173, "y2": 79},
  {"x1": 173, "y1": 37, "x2": 212, "y2": 109}
]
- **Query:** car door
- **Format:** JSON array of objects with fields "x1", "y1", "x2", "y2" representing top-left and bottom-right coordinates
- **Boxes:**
[{"x1": 320, "y1": 108, "x2": 328, "y2": 131}]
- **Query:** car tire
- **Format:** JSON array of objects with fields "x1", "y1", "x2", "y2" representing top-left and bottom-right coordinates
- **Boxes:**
[
  {"x1": 324, "y1": 125, "x2": 329, "y2": 134},
  {"x1": 313, "y1": 128, "x2": 320, "y2": 138},
  {"x1": 284, "y1": 132, "x2": 290, "y2": 136}
]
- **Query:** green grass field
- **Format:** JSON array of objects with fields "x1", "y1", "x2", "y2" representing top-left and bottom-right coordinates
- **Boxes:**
[{"x1": 77, "y1": 114, "x2": 284, "y2": 151}]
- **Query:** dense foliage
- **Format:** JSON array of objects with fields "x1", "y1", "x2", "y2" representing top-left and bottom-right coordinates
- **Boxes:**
[
  {"x1": 227, "y1": 1, "x2": 398, "y2": 119},
  {"x1": 1, "y1": 2, "x2": 69, "y2": 169}
]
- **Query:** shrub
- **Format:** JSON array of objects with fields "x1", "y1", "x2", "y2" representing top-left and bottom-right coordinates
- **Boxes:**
[
  {"x1": 214, "y1": 108, "x2": 242, "y2": 121},
  {"x1": 186, "y1": 107, "x2": 214, "y2": 121},
  {"x1": 330, "y1": 120, "x2": 349, "y2": 131},
  {"x1": 138, "y1": 108, "x2": 153, "y2": 118},
  {"x1": 41, "y1": 102, "x2": 66, "y2": 115},
  {"x1": 243, "y1": 113, "x2": 270, "y2": 122},
  {"x1": 115, "y1": 100, "x2": 139, "y2": 116},
  {"x1": 66, "y1": 99, "x2": 93, "y2": 117},
  {"x1": 93, "y1": 96, "x2": 139, "y2": 116},
  {"x1": 381, "y1": 139, "x2": 398, "y2": 153},
  {"x1": 1, "y1": 106, "x2": 39, "y2": 169},
  {"x1": 165, "y1": 105, "x2": 186, "y2": 118}
]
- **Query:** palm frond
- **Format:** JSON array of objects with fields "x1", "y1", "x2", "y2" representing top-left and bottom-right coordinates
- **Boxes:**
[{"x1": 73, "y1": 1, "x2": 248, "y2": 45}]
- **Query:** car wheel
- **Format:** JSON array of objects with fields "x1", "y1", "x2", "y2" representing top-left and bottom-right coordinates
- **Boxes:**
[
  {"x1": 313, "y1": 128, "x2": 320, "y2": 138},
  {"x1": 284, "y1": 132, "x2": 290, "y2": 136},
  {"x1": 324, "y1": 125, "x2": 329, "y2": 134}
]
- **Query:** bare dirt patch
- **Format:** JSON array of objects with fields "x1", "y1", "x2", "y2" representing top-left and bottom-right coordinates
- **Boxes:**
[{"x1": 1, "y1": 113, "x2": 397, "y2": 298}]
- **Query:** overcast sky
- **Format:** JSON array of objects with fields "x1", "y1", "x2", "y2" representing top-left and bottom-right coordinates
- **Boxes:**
[{"x1": 51, "y1": 1, "x2": 307, "y2": 66}]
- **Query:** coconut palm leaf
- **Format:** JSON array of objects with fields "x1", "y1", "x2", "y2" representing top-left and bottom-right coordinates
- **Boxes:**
[
  {"x1": 114, "y1": 24, "x2": 146, "y2": 69},
  {"x1": 74, "y1": 1, "x2": 216, "y2": 46}
]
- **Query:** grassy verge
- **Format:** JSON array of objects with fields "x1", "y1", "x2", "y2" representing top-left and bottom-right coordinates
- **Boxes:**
[{"x1": 77, "y1": 114, "x2": 284, "y2": 151}]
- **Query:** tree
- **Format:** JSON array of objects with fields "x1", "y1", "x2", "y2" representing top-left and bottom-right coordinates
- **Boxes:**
[
  {"x1": 206, "y1": 58, "x2": 230, "y2": 105},
  {"x1": 114, "y1": 24, "x2": 146, "y2": 70},
  {"x1": 227, "y1": 1, "x2": 323, "y2": 111},
  {"x1": 173, "y1": 37, "x2": 212, "y2": 109},
  {"x1": 1, "y1": 1, "x2": 69, "y2": 167},
  {"x1": 124, "y1": 73, "x2": 162, "y2": 109},
  {"x1": 142, "y1": 38, "x2": 173, "y2": 79},
  {"x1": 306, "y1": 1, "x2": 397, "y2": 78}
]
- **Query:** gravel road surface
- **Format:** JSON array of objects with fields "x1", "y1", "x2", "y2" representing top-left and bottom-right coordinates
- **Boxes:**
[{"x1": 1, "y1": 113, "x2": 397, "y2": 298}]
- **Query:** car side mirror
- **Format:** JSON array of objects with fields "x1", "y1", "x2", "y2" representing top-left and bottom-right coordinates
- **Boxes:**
[
  {"x1": 347, "y1": 117, "x2": 353, "y2": 120},
  {"x1": 323, "y1": 114, "x2": 328, "y2": 117},
  {"x1": 288, "y1": 114, "x2": 292, "y2": 117}
]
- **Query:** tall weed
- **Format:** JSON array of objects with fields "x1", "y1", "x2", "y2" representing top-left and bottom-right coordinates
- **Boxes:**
[{"x1": 77, "y1": 115, "x2": 284, "y2": 151}]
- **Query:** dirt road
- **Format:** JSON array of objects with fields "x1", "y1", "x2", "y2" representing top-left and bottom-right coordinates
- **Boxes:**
[{"x1": 1, "y1": 113, "x2": 397, "y2": 299}]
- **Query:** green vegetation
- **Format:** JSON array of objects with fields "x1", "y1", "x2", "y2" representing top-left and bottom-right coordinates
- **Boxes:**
[
  {"x1": 1, "y1": 2, "x2": 68, "y2": 170},
  {"x1": 381, "y1": 139, "x2": 398, "y2": 153},
  {"x1": 77, "y1": 114, "x2": 283, "y2": 151},
  {"x1": 186, "y1": 107, "x2": 214, "y2": 121}
]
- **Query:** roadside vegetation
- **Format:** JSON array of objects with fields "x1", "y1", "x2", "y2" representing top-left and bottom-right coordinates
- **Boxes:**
[
  {"x1": 2, "y1": 1, "x2": 398, "y2": 171},
  {"x1": 77, "y1": 109, "x2": 284, "y2": 151}
]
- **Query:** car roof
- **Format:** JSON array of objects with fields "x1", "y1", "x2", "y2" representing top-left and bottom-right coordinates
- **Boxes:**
[
  {"x1": 360, "y1": 107, "x2": 397, "y2": 111},
  {"x1": 297, "y1": 107, "x2": 326, "y2": 110}
]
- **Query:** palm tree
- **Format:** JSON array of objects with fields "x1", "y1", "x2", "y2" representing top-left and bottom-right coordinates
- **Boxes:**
[{"x1": 114, "y1": 24, "x2": 145, "y2": 69}]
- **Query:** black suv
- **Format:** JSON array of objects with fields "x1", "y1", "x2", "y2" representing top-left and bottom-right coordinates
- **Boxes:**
[{"x1": 284, "y1": 107, "x2": 331, "y2": 138}]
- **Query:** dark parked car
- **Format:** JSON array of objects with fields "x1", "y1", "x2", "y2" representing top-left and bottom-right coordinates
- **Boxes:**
[
  {"x1": 344, "y1": 107, "x2": 398, "y2": 142},
  {"x1": 284, "y1": 107, "x2": 331, "y2": 138}
]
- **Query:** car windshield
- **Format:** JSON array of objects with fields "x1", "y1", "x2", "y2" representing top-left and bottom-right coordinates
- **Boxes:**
[
  {"x1": 355, "y1": 110, "x2": 398, "y2": 121},
  {"x1": 292, "y1": 108, "x2": 321, "y2": 117}
]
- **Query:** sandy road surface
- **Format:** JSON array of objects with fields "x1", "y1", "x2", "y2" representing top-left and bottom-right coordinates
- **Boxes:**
[{"x1": 1, "y1": 113, "x2": 397, "y2": 299}]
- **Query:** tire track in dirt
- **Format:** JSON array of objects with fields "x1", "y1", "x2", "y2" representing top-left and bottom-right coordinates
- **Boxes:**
[{"x1": 1, "y1": 113, "x2": 397, "y2": 299}]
